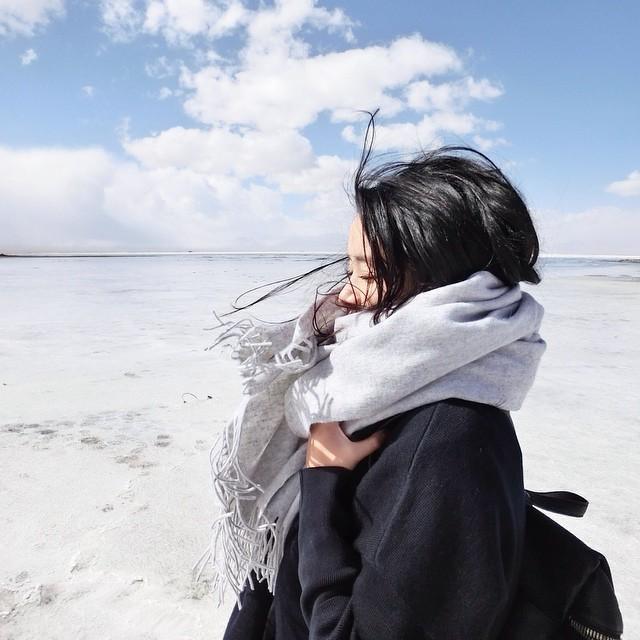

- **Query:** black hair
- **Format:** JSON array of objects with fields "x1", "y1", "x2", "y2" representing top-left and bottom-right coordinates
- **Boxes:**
[{"x1": 217, "y1": 108, "x2": 541, "y2": 340}]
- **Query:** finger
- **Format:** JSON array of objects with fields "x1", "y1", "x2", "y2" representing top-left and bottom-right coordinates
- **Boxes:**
[{"x1": 355, "y1": 429, "x2": 387, "y2": 457}]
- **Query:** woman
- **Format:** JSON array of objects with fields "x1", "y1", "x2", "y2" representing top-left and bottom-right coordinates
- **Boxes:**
[{"x1": 208, "y1": 110, "x2": 546, "y2": 639}]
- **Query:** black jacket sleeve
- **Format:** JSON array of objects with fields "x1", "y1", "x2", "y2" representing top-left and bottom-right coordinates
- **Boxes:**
[
  {"x1": 222, "y1": 569, "x2": 274, "y2": 640},
  {"x1": 297, "y1": 409, "x2": 524, "y2": 639}
]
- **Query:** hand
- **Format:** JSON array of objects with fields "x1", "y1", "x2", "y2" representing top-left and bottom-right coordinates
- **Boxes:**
[{"x1": 305, "y1": 421, "x2": 388, "y2": 470}]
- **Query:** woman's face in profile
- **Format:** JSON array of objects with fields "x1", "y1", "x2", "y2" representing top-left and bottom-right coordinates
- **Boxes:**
[{"x1": 337, "y1": 215, "x2": 381, "y2": 310}]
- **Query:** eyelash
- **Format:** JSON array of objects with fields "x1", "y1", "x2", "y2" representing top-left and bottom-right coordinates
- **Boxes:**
[{"x1": 346, "y1": 270, "x2": 374, "y2": 281}]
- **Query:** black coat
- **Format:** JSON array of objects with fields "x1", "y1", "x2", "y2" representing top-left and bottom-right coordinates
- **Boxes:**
[{"x1": 223, "y1": 397, "x2": 527, "y2": 640}]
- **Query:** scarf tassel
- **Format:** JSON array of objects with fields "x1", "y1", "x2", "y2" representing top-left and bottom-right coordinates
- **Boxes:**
[{"x1": 193, "y1": 309, "x2": 317, "y2": 608}]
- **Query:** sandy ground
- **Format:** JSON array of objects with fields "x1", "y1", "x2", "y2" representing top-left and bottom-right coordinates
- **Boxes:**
[{"x1": 0, "y1": 257, "x2": 638, "y2": 638}]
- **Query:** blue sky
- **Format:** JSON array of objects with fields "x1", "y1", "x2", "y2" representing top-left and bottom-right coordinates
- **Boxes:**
[{"x1": 1, "y1": 0, "x2": 639, "y2": 254}]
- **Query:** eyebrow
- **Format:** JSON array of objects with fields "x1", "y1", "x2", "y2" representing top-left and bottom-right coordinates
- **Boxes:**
[{"x1": 347, "y1": 254, "x2": 367, "y2": 262}]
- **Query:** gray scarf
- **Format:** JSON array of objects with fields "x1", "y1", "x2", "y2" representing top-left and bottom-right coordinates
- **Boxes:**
[{"x1": 191, "y1": 269, "x2": 547, "y2": 608}]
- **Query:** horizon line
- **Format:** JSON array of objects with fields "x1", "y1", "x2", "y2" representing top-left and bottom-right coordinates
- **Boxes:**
[{"x1": 1, "y1": 251, "x2": 639, "y2": 259}]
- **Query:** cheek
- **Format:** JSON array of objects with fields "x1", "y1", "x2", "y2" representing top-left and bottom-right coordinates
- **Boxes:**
[{"x1": 364, "y1": 281, "x2": 381, "y2": 305}]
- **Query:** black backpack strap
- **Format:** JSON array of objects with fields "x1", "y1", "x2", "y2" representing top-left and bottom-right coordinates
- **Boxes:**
[{"x1": 525, "y1": 489, "x2": 589, "y2": 517}]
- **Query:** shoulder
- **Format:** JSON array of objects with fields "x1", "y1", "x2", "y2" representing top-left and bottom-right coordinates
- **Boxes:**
[
  {"x1": 374, "y1": 397, "x2": 522, "y2": 475},
  {"x1": 422, "y1": 397, "x2": 520, "y2": 457},
  {"x1": 410, "y1": 398, "x2": 523, "y2": 494},
  {"x1": 353, "y1": 398, "x2": 524, "y2": 524},
  {"x1": 369, "y1": 398, "x2": 526, "y2": 555}
]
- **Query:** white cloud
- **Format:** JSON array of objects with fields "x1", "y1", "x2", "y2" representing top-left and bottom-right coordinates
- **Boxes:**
[
  {"x1": 100, "y1": 0, "x2": 356, "y2": 48},
  {"x1": 5, "y1": 142, "x2": 633, "y2": 254},
  {"x1": 269, "y1": 154, "x2": 354, "y2": 195},
  {"x1": 122, "y1": 124, "x2": 316, "y2": 177},
  {"x1": 242, "y1": 0, "x2": 357, "y2": 60},
  {"x1": 144, "y1": 54, "x2": 180, "y2": 78},
  {"x1": 535, "y1": 206, "x2": 640, "y2": 255},
  {"x1": 471, "y1": 135, "x2": 509, "y2": 152},
  {"x1": 405, "y1": 76, "x2": 503, "y2": 112},
  {"x1": 341, "y1": 111, "x2": 499, "y2": 151},
  {"x1": 82, "y1": 84, "x2": 95, "y2": 97},
  {"x1": 0, "y1": 147, "x2": 302, "y2": 251},
  {"x1": 606, "y1": 170, "x2": 640, "y2": 198},
  {"x1": 143, "y1": 0, "x2": 249, "y2": 46},
  {"x1": 157, "y1": 86, "x2": 173, "y2": 99},
  {"x1": 0, "y1": 145, "x2": 117, "y2": 251},
  {"x1": 180, "y1": 34, "x2": 463, "y2": 130},
  {"x1": 5, "y1": 0, "x2": 519, "y2": 251},
  {"x1": 0, "y1": 0, "x2": 65, "y2": 37},
  {"x1": 20, "y1": 47, "x2": 38, "y2": 64},
  {"x1": 99, "y1": 0, "x2": 143, "y2": 42},
  {"x1": 100, "y1": 0, "x2": 250, "y2": 45},
  {"x1": 0, "y1": 143, "x2": 350, "y2": 252},
  {"x1": 103, "y1": 1, "x2": 505, "y2": 148}
]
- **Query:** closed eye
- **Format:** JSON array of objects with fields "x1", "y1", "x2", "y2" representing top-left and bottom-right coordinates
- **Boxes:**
[{"x1": 346, "y1": 270, "x2": 374, "y2": 281}]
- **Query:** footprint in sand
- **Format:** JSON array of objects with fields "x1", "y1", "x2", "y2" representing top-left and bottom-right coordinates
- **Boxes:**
[
  {"x1": 118, "y1": 485, "x2": 135, "y2": 502},
  {"x1": 123, "y1": 410, "x2": 142, "y2": 423},
  {"x1": 114, "y1": 447, "x2": 157, "y2": 469},
  {"x1": 37, "y1": 583, "x2": 59, "y2": 606},
  {"x1": 0, "y1": 586, "x2": 18, "y2": 616},
  {"x1": 154, "y1": 434, "x2": 171, "y2": 447},
  {"x1": 69, "y1": 551, "x2": 97, "y2": 574},
  {"x1": 80, "y1": 435, "x2": 106, "y2": 449},
  {"x1": 3, "y1": 423, "x2": 24, "y2": 433}
]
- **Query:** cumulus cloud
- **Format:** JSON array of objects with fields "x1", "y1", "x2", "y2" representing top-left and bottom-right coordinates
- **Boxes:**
[
  {"x1": 103, "y1": 1, "x2": 506, "y2": 143},
  {"x1": 81, "y1": 84, "x2": 95, "y2": 97},
  {"x1": 143, "y1": 0, "x2": 249, "y2": 46},
  {"x1": 122, "y1": 125, "x2": 315, "y2": 176},
  {"x1": 5, "y1": 0, "x2": 516, "y2": 252},
  {"x1": 94, "y1": 1, "x2": 510, "y2": 249},
  {"x1": 341, "y1": 110, "x2": 501, "y2": 151},
  {"x1": 471, "y1": 135, "x2": 509, "y2": 152},
  {"x1": 144, "y1": 54, "x2": 180, "y2": 78},
  {"x1": 20, "y1": 47, "x2": 38, "y2": 64},
  {"x1": 606, "y1": 170, "x2": 640, "y2": 198},
  {"x1": 101, "y1": 0, "x2": 356, "y2": 48},
  {"x1": 180, "y1": 34, "x2": 467, "y2": 131},
  {"x1": 405, "y1": 76, "x2": 503, "y2": 112},
  {"x1": 241, "y1": 0, "x2": 357, "y2": 58},
  {"x1": 156, "y1": 86, "x2": 173, "y2": 99},
  {"x1": 100, "y1": 0, "x2": 251, "y2": 45},
  {"x1": 5, "y1": 143, "x2": 635, "y2": 255},
  {"x1": 99, "y1": 0, "x2": 143, "y2": 43},
  {"x1": 0, "y1": 143, "x2": 352, "y2": 253},
  {"x1": 0, "y1": 145, "x2": 118, "y2": 251},
  {"x1": 0, "y1": 0, "x2": 65, "y2": 37}
]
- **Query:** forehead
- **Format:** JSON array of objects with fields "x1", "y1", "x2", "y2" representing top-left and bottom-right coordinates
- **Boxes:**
[{"x1": 346, "y1": 216, "x2": 370, "y2": 261}]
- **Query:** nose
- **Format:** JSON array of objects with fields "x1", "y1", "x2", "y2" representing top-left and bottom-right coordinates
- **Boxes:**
[
  {"x1": 337, "y1": 280, "x2": 358, "y2": 307},
  {"x1": 337, "y1": 282, "x2": 350, "y2": 305}
]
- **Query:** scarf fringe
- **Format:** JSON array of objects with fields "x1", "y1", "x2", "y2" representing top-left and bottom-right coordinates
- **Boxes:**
[
  {"x1": 204, "y1": 309, "x2": 316, "y2": 394},
  {"x1": 190, "y1": 406, "x2": 280, "y2": 610},
  {"x1": 192, "y1": 307, "x2": 318, "y2": 608}
]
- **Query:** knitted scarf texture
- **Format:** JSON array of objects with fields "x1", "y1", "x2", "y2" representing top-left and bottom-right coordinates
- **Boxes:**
[{"x1": 191, "y1": 269, "x2": 547, "y2": 608}]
